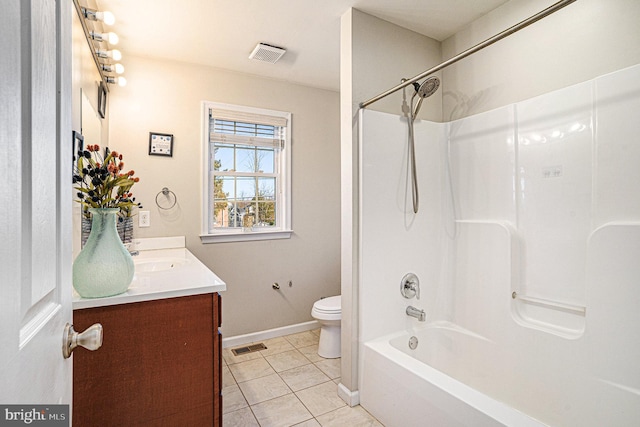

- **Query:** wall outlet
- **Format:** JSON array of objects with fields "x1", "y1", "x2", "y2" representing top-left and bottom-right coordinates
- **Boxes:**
[{"x1": 139, "y1": 211, "x2": 150, "y2": 227}]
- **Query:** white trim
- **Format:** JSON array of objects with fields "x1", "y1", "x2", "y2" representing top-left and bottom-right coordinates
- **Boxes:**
[
  {"x1": 338, "y1": 383, "x2": 360, "y2": 407},
  {"x1": 222, "y1": 320, "x2": 319, "y2": 348},
  {"x1": 200, "y1": 229, "x2": 292, "y2": 244}
]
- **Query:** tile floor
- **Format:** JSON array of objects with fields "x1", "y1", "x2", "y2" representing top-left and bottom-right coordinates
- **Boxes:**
[{"x1": 222, "y1": 329, "x2": 384, "y2": 427}]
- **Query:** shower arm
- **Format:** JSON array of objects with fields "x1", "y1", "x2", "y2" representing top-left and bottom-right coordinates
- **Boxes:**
[{"x1": 359, "y1": 0, "x2": 577, "y2": 109}]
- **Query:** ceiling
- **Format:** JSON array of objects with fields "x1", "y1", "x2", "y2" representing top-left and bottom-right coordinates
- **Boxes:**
[{"x1": 97, "y1": 0, "x2": 510, "y2": 92}]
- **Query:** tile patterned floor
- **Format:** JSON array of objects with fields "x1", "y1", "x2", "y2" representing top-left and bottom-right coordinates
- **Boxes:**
[{"x1": 222, "y1": 329, "x2": 384, "y2": 427}]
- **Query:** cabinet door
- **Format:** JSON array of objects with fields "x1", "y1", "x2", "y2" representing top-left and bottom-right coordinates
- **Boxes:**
[
  {"x1": 215, "y1": 293, "x2": 222, "y2": 426},
  {"x1": 73, "y1": 294, "x2": 216, "y2": 426}
]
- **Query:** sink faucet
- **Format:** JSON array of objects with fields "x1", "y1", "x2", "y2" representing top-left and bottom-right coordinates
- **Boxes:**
[
  {"x1": 124, "y1": 242, "x2": 139, "y2": 256},
  {"x1": 406, "y1": 306, "x2": 426, "y2": 322}
]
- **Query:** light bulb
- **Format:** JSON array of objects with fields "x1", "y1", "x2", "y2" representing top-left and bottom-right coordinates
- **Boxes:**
[
  {"x1": 90, "y1": 31, "x2": 119, "y2": 45},
  {"x1": 98, "y1": 11, "x2": 116, "y2": 26},
  {"x1": 83, "y1": 8, "x2": 116, "y2": 25},
  {"x1": 107, "y1": 76, "x2": 127, "y2": 87},
  {"x1": 111, "y1": 49, "x2": 122, "y2": 61},
  {"x1": 105, "y1": 32, "x2": 119, "y2": 45},
  {"x1": 100, "y1": 63, "x2": 125, "y2": 74}
]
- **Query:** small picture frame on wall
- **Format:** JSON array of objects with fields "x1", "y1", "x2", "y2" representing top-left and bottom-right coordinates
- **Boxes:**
[
  {"x1": 97, "y1": 81, "x2": 107, "y2": 119},
  {"x1": 72, "y1": 130, "x2": 84, "y2": 169},
  {"x1": 149, "y1": 132, "x2": 174, "y2": 157}
]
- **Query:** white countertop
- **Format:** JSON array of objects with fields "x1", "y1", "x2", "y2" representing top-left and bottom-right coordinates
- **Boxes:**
[{"x1": 73, "y1": 237, "x2": 226, "y2": 310}]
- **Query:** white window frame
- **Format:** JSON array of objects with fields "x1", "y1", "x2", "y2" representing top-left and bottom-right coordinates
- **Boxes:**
[{"x1": 200, "y1": 101, "x2": 292, "y2": 243}]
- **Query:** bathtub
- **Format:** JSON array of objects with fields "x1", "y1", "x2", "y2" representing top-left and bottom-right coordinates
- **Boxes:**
[{"x1": 360, "y1": 322, "x2": 545, "y2": 427}]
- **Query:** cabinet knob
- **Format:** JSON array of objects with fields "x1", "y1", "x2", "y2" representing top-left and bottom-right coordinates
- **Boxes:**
[{"x1": 62, "y1": 322, "x2": 103, "y2": 359}]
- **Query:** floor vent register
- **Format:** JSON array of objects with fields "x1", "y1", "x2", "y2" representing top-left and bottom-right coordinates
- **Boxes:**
[{"x1": 231, "y1": 343, "x2": 267, "y2": 356}]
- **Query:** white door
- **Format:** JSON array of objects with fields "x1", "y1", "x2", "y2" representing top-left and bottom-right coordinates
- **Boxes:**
[{"x1": 0, "y1": 0, "x2": 73, "y2": 406}]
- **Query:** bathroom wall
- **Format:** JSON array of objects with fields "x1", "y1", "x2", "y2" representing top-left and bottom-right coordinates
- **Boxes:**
[
  {"x1": 348, "y1": 10, "x2": 443, "y2": 119},
  {"x1": 441, "y1": 0, "x2": 640, "y2": 120},
  {"x1": 107, "y1": 56, "x2": 341, "y2": 337},
  {"x1": 359, "y1": 111, "x2": 448, "y2": 343},
  {"x1": 340, "y1": 8, "x2": 442, "y2": 398}
]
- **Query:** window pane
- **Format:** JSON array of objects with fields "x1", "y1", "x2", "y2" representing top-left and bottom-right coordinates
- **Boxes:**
[
  {"x1": 256, "y1": 124, "x2": 276, "y2": 138},
  {"x1": 235, "y1": 122, "x2": 257, "y2": 136},
  {"x1": 236, "y1": 147, "x2": 256, "y2": 173},
  {"x1": 257, "y1": 177, "x2": 276, "y2": 200},
  {"x1": 218, "y1": 176, "x2": 235, "y2": 200},
  {"x1": 214, "y1": 120, "x2": 236, "y2": 135},
  {"x1": 213, "y1": 146, "x2": 234, "y2": 171},
  {"x1": 256, "y1": 149, "x2": 274, "y2": 173},
  {"x1": 228, "y1": 201, "x2": 240, "y2": 227},
  {"x1": 213, "y1": 176, "x2": 231, "y2": 227},
  {"x1": 256, "y1": 201, "x2": 276, "y2": 226},
  {"x1": 233, "y1": 176, "x2": 254, "y2": 201}
]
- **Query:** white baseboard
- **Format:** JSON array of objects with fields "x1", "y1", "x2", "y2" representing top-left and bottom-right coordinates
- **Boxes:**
[
  {"x1": 222, "y1": 320, "x2": 320, "y2": 349},
  {"x1": 337, "y1": 382, "x2": 360, "y2": 407}
]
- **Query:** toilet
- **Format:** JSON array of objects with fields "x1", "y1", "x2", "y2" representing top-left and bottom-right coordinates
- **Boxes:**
[{"x1": 311, "y1": 295, "x2": 341, "y2": 358}]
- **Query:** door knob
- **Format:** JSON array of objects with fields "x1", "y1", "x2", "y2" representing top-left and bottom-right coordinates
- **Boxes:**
[{"x1": 62, "y1": 322, "x2": 103, "y2": 359}]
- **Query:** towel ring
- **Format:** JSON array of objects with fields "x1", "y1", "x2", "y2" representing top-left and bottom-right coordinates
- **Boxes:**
[{"x1": 155, "y1": 187, "x2": 177, "y2": 210}]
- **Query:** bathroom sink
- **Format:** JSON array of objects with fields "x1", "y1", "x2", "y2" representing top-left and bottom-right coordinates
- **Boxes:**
[{"x1": 134, "y1": 257, "x2": 190, "y2": 273}]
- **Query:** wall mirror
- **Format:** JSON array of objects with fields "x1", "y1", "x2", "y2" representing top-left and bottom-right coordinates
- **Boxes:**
[{"x1": 81, "y1": 89, "x2": 102, "y2": 148}]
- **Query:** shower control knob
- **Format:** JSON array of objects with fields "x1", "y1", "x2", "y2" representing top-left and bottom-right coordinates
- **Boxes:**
[{"x1": 400, "y1": 273, "x2": 420, "y2": 300}]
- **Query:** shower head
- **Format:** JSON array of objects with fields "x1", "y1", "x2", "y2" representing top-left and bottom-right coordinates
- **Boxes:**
[
  {"x1": 417, "y1": 76, "x2": 440, "y2": 98},
  {"x1": 412, "y1": 76, "x2": 441, "y2": 119}
]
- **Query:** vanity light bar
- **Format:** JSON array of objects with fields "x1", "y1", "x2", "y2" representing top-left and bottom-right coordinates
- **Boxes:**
[{"x1": 74, "y1": 0, "x2": 127, "y2": 90}]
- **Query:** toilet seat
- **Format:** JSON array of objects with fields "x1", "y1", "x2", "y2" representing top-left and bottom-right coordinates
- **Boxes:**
[
  {"x1": 311, "y1": 309, "x2": 341, "y2": 321},
  {"x1": 313, "y1": 296, "x2": 341, "y2": 313},
  {"x1": 312, "y1": 296, "x2": 341, "y2": 322}
]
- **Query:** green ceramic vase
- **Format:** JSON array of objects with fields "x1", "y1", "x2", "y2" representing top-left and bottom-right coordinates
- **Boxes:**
[{"x1": 73, "y1": 208, "x2": 134, "y2": 298}]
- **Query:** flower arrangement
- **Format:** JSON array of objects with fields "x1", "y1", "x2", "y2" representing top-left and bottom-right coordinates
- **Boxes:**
[{"x1": 73, "y1": 144, "x2": 142, "y2": 219}]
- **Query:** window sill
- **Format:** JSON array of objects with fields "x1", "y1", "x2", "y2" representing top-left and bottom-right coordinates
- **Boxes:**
[{"x1": 200, "y1": 229, "x2": 293, "y2": 244}]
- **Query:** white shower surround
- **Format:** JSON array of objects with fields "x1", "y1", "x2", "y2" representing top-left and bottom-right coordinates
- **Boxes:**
[{"x1": 358, "y1": 64, "x2": 640, "y2": 426}]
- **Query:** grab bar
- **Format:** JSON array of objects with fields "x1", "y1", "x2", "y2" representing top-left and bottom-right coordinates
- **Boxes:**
[{"x1": 511, "y1": 292, "x2": 586, "y2": 315}]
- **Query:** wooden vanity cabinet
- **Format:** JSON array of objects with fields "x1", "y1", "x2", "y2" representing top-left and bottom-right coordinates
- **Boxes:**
[{"x1": 73, "y1": 293, "x2": 222, "y2": 426}]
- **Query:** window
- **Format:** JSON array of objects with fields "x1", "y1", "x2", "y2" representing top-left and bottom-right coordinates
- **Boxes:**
[{"x1": 201, "y1": 102, "x2": 292, "y2": 243}]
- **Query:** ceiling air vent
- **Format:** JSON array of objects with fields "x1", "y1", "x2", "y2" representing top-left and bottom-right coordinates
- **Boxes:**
[{"x1": 249, "y1": 43, "x2": 286, "y2": 64}]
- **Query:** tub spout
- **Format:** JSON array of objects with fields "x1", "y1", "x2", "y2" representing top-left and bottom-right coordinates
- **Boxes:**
[{"x1": 406, "y1": 306, "x2": 426, "y2": 322}]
